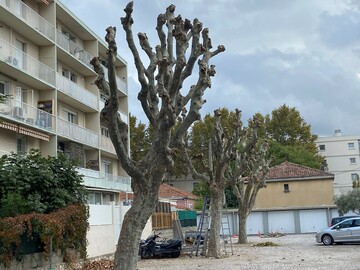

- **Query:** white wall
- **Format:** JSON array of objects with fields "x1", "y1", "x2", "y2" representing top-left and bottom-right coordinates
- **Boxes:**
[
  {"x1": 87, "y1": 203, "x2": 152, "y2": 258},
  {"x1": 316, "y1": 135, "x2": 360, "y2": 195}
]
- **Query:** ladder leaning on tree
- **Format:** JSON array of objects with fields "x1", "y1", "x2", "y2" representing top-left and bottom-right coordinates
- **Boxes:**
[
  {"x1": 221, "y1": 202, "x2": 233, "y2": 255},
  {"x1": 190, "y1": 196, "x2": 233, "y2": 257}
]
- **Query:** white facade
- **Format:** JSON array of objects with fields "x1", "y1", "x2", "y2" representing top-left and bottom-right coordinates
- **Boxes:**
[
  {"x1": 0, "y1": 0, "x2": 134, "y2": 261},
  {"x1": 316, "y1": 131, "x2": 360, "y2": 195},
  {"x1": 0, "y1": 0, "x2": 131, "y2": 200}
]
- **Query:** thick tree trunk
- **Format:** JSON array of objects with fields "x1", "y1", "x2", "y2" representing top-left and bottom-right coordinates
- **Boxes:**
[
  {"x1": 237, "y1": 207, "x2": 249, "y2": 244},
  {"x1": 113, "y1": 179, "x2": 160, "y2": 270},
  {"x1": 207, "y1": 188, "x2": 223, "y2": 258}
]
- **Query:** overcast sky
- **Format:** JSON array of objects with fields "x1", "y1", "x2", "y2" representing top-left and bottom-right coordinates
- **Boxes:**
[{"x1": 61, "y1": 0, "x2": 360, "y2": 137}]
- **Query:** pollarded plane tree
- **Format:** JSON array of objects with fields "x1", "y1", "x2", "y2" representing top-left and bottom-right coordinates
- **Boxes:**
[
  {"x1": 230, "y1": 116, "x2": 272, "y2": 244},
  {"x1": 91, "y1": 2, "x2": 224, "y2": 270},
  {"x1": 184, "y1": 109, "x2": 244, "y2": 258},
  {"x1": 185, "y1": 111, "x2": 271, "y2": 256}
]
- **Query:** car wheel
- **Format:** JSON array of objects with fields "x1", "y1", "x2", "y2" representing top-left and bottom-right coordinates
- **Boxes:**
[
  {"x1": 322, "y1": 234, "x2": 334, "y2": 246},
  {"x1": 140, "y1": 249, "x2": 152, "y2": 259},
  {"x1": 171, "y1": 251, "x2": 181, "y2": 258}
]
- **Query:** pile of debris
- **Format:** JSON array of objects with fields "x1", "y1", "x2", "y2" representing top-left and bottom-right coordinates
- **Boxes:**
[
  {"x1": 266, "y1": 232, "x2": 286, "y2": 238},
  {"x1": 80, "y1": 259, "x2": 114, "y2": 270}
]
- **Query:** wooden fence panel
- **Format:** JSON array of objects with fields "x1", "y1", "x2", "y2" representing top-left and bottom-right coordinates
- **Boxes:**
[{"x1": 152, "y1": 212, "x2": 173, "y2": 229}]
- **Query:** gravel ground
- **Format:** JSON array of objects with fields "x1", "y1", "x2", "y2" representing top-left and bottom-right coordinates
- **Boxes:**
[{"x1": 136, "y1": 234, "x2": 360, "y2": 270}]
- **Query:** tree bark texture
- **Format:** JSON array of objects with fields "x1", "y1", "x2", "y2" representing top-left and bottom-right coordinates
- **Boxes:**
[
  {"x1": 207, "y1": 187, "x2": 224, "y2": 258},
  {"x1": 237, "y1": 206, "x2": 249, "y2": 244},
  {"x1": 91, "y1": 2, "x2": 224, "y2": 270}
]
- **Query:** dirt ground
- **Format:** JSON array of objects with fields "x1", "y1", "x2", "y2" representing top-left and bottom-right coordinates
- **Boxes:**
[{"x1": 136, "y1": 233, "x2": 360, "y2": 270}]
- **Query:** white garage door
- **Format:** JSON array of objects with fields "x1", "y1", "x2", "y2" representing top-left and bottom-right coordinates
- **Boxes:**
[
  {"x1": 247, "y1": 212, "x2": 263, "y2": 235},
  {"x1": 299, "y1": 209, "x2": 328, "y2": 233},
  {"x1": 268, "y1": 211, "x2": 295, "y2": 233}
]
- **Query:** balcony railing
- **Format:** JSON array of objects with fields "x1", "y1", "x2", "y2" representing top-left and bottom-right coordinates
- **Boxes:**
[
  {"x1": 100, "y1": 135, "x2": 115, "y2": 154},
  {"x1": 0, "y1": 0, "x2": 55, "y2": 41},
  {"x1": 0, "y1": 95, "x2": 55, "y2": 132},
  {"x1": 56, "y1": 73, "x2": 99, "y2": 110},
  {"x1": 57, "y1": 118, "x2": 99, "y2": 148},
  {"x1": 101, "y1": 64, "x2": 127, "y2": 94},
  {"x1": 0, "y1": 38, "x2": 55, "y2": 86},
  {"x1": 118, "y1": 110, "x2": 128, "y2": 124},
  {"x1": 77, "y1": 167, "x2": 132, "y2": 192},
  {"x1": 56, "y1": 30, "x2": 93, "y2": 69}
]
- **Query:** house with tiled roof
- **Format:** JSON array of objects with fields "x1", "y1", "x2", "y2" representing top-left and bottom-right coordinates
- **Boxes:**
[
  {"x1": 159, "y1": 183, "x2": 198, "y2": 210},
  {"x1": 119, "y1": 183, "x2": 198, "y2": 210},
  {"x1": 254, "y1": 161, "x2": 335, "y2": 210}
]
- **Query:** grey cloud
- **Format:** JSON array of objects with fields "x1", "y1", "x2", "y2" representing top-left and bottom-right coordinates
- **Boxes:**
[
  {"x1": 318, "y1": 11, "x2": 360, "y2": 48},
  {"x1": 61, "y1": 0, "x2": 360, "y2": 136}
]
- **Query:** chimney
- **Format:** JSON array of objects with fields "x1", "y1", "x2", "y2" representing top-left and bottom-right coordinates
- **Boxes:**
[{"x1": 334, "y1": 129, "x2": 342, "y2": 136}]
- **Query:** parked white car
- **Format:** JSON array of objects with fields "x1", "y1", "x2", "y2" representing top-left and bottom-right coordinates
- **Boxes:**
[{"x1": 315, "y1": 217, "x2": 360, "y2": 245}]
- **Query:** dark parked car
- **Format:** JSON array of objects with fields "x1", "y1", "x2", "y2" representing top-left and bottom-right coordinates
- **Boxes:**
[
  {"x1": 316, "y1": 217, "x2": 360, "y2": 245},
  {"x1": 330, "y1": 216, "x2": 359, "y2": 226}
]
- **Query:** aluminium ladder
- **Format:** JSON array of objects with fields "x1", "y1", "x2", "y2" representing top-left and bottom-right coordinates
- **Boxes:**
[
  {"x1": 191, "y1": 196, "x2": 210, "y2": 257},
  {"x1": 191, "y1": 196, "x2": 233, "y2": 256},
  {"x1": 221, "y1": 202, "x2": 233, "y2": 255}
]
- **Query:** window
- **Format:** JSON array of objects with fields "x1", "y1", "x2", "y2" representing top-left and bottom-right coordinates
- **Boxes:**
[
  {"x1": 62, "y1": 69, "x2": 77, "y2": 83},
  {"x1": 15, "y1": 40, "x2": 25, "y2": 69},
  {"x1": 94, "y1": 193, "x2": 102, "y2": 205},
  {"x1": 15, "y1": 86, "x2": 22, "y2": 107},
  {"x1": 319, "y1": 145, "x2": 325, "y2": 151},
  {"x1": 67, "y1": 112, "x2": 76, "y2": 123},
  {"x1": 101, "y1": 126, "x2": 109, "y2": 137},
  {"x1": 16, "y1": 136, "x2": 26, "y2": 153},
  {"x1": 351, "y1": 173, "x2": 359, "y2": 181},
  {"x1": 103, "y1": 161, "x2": 111, "y2": 174},
  {"x1": 63, "y1": 109, "x2": 77, "y2": 124},
  {"x1": 284, "y1": 184, "x2": 290, "y2": 193},
  {"x1": 353, "y1": 219, "x2": 360, "y2": 227},
  {"x1": 0, "y1": 82, "x2": 5, "y2": 95},
  {"x1": 337, "y1": 219, "x2": 353, "y2": 229},
  {"x1": 0, "y1": 81, "x2": 10, "y2": 96},
  {"x1": 87, "y1": 192, "x2": 102, "y2": 205},
  {"x1": 350, "y1": 157, "x2": 356, "y2": 164},
  {"x1": 348, "y1": 142, "x2": 355, "y2": 149}
]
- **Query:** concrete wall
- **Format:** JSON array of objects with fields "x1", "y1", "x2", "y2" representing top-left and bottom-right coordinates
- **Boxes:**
[
  {"x1": 87, "y1": 203, "x2": 131, "y2": 258},
  {"x1": 87, "y1": 203, "x2": 153, "y2": 258}
]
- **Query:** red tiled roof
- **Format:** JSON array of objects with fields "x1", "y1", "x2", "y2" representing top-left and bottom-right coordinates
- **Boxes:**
[
  {"x1": 119, "y1": 184, "x2": 198, "y2": 201},
  {"x1": 266, "y1": 161, "x2": 334, "y2": 182},
  {"x1": 159, "y1": 184, "x2": 198, "y2": 200}
]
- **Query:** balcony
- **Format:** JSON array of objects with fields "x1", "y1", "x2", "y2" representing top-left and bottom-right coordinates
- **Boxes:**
[
  {"x1": 56, "y1": 73, "x2": 99, "y2": 111},
  {"x1": 57, "y1": 118, "x2": 99, "y2": 148},
  {"x1": 0, "y1": 95, "x2": 55, "y2": 133},
  {"x1": 0, "y1": 38, "x2": 55, "y2": 88},
  {"x1": 118, "y1": 110, "x2": 128, "y2": 124},
  {"x1": 0, "y1": 0, "x2": 55, "y2": 44},
  {"x1": 56, "y1": 30, "x2": 93, "y2": 71},
  {"x1": 77, "y1": 167, "x2": 132, "y2": 192},
  {"x1": 101, "y1": 64, "x2": 127, "y2": 95}
]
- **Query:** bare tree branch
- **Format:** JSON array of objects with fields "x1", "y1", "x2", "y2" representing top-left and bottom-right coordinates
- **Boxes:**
[{"x1": 121, "y1": 2, "x2": 157, "y2": 125}]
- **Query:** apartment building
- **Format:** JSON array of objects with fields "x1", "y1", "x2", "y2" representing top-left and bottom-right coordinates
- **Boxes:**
[
  {"x1": 0, "y1": 0, "x2": 131, "y2": 204},
  {"x1": 316, "y1": 130, "x2": 360, "y2": 196}
]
